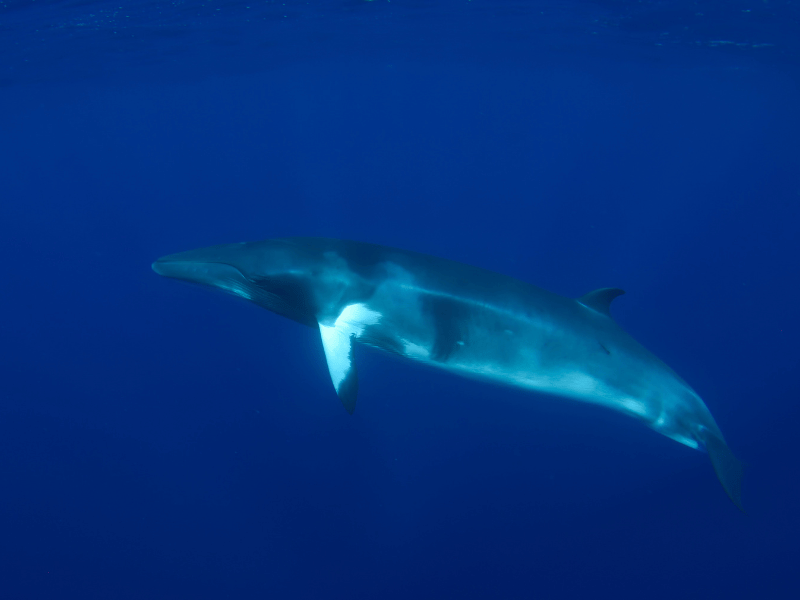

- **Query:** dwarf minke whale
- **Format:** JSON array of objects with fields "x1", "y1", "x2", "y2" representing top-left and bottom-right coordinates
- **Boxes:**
[{"x1": 152, "y1": 237, "x2": 743, "y2": 509}]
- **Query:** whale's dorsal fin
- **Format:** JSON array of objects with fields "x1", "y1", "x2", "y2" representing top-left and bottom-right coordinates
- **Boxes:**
[
  {"x1": 318, "y1": 303, "x2": 382, "y2": 414},
  {"x1": 578, "y1": 288, "x2": 625, "y2": 318}
]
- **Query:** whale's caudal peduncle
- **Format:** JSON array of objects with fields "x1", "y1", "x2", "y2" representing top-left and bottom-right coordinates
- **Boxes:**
[{"x1": 152, "y1": 237, "x2": 744, "y2": 510}]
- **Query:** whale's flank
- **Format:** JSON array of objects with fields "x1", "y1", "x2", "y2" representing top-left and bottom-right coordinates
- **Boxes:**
[{"x1": 153, "y1": 237, "x2": 744, "y2": 509}]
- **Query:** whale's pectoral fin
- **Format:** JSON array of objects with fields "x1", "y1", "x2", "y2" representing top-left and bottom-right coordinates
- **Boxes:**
[
  {"x1": 317, "y1": 303, "x2": 382, "y2": 414},
  {"x1": 319, "y1": 323, "x2": 359, "y2": 414},
  {"x1": 705, "y1": 433, "x2": 744, "y2": 512}
]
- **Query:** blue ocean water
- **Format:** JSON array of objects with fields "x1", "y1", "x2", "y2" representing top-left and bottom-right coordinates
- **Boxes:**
[{"x1": 1, "y1": 0, "x2": 798, "y2": 597}]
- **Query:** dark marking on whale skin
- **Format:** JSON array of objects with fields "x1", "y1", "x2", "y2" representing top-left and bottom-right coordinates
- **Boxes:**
[
  {"x1": 251, "y1": 275, "x2": 318, "y2": 327},
  {"x1": 423, "y1": 295, "x2": 470, "y2": 362}
]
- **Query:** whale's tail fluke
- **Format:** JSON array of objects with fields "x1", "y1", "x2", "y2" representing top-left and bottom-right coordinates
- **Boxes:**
[{"x1": 705, "y1": 433, "x2": 744, "y2": 511}]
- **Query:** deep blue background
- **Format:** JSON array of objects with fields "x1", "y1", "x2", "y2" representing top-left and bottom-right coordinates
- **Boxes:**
[{"x1": 1, "y1": 1, "x2": 799, "y2": 598}]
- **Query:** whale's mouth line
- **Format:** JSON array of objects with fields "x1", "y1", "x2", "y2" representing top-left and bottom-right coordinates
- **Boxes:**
[{"x1": 152, "y1": 259, "x2": 248, "y2": 281}]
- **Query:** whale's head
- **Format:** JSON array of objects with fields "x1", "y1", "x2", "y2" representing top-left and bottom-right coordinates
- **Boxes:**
[{"x1": 152, "y1": 239, "x2": 325, "y2": 326}]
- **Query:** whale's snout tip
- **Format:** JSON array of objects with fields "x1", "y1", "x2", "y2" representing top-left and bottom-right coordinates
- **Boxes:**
[
  {"x1": 152, "y1": 256, "x2": 175, "y2": 276},
  {"x1": 151, "y1": 254, "x2": 187, "y2": 278}
]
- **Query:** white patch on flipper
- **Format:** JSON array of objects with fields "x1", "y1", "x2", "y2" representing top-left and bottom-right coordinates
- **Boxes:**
[
  {"x1": 319, "y1": 303, "x2": 381, "y2": 392},
  {"x1": 319, "y1": 326, "x2": 351, "y2": 391}
]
